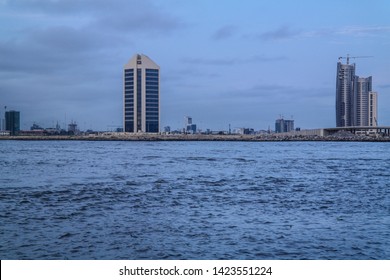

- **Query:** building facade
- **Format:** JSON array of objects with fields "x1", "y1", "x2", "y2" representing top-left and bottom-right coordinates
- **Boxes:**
[
  {"x1": 124, "y1": 54, "x2": 160, "y2": 133},
  {"x1": 336, "y1": 59, "x2": 378, "y2": 127},
  {"x1": 5, "y1": 110, "x2": 20, "y2": 135}
]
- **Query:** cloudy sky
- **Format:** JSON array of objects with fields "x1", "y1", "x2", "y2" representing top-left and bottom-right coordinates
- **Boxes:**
[{"x1": 1, "y1": 0, "x2": 389, "y2": 131}]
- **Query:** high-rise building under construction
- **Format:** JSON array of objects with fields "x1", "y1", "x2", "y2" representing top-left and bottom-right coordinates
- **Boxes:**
[{"x1": 335, "y1": 57, "x2": 377, "y2": 127}]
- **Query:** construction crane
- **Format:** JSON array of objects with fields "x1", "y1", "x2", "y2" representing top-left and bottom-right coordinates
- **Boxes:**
[{"x1": 338, "y1": 54, "x2": 373, "y2": 64}]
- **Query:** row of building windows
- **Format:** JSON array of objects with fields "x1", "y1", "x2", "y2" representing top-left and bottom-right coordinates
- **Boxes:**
[
  {"x1": 145, "y1": 75, "x2": 158, "y2": 79},
  {"x1": 126, "y1": 98, "x2": 158, "y2": 102},
  {"x1": 125, "y1": 118, "x2": 160, "y2": 122},
  {"x1": 146, "y1": 69, "x2": 159, "y2": 73},
  {"x1": 145, "y1": 78, "x2": 157, "y2": 82},
  {"x1": 126, "y1": 111, "x2": 158, "y2": 116},
  {"x1": 127, "y1": 77, "x2": 159, "y2": 81},
  {"x1": 126, "y1": 77, "x2": 157, "y2": 82},
  {"x1": 145, "y1": 74, "x2": 158, "y2": 78},
  {"x1": 126, "y1": 81, "x2": 157, "y2": 86},
  {"x1": 125, "y1": 97, "x2": 158, "y2": 104},
  {"x1": 125, "y1": 84, "x2": 158, "y2": 89},
  {"x1": 126, "y1": 68, "x2": 157, "y2": 73},
  {"x1": 145, "y1": 93, "x2": 158, "y2": 97}
]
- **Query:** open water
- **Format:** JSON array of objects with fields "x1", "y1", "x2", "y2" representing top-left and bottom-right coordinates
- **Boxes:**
[{"x1": 0, "y1": 140, "x2": 389, "y2": 259}]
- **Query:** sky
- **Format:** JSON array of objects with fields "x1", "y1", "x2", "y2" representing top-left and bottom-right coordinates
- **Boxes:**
[{"x1": 1, "y1": 0, "x2": 389, "y2": 131}]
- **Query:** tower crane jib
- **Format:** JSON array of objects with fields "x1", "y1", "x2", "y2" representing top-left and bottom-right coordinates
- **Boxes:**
[{"x1": 338, "y1": 54, "x2": 373, "y2": 64}]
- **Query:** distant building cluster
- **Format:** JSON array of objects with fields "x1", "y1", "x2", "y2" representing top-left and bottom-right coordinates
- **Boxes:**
[
  {"x1": 2, "y1": 54, "x2": 385, "y2": 137},
  {"x1": 120, "y1": 54, "x2": 381, "y2": 135},
  {"x1": 185, "y1": 116, "x2": 197, "y2": 134},
  {"x1": 0, "y1": 108, "x2": 83, "y2": 136},
  {"x1": 336, "y1": 56, "x2": 378, "y2": 127}
]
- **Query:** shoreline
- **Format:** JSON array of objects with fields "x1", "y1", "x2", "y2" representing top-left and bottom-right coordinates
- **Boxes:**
[{"x1": 1, "y1": 134, "x2": 389, "y2": 142}]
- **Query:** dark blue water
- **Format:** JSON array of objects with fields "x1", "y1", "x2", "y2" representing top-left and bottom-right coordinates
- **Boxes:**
[{"x1": 0, "y1": 140, "x2": 389, "y2": 259}]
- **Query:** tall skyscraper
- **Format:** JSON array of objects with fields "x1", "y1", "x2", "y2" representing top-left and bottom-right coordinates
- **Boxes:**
[
  {"x1": 368, "y1": 91, "x2": 378, "y2": 127},
  {"x1": 5, "y1": 110, "x2": 20, "y2": 135},
  {"x1": 275, "y1": 118, "x2": 294, "y2": 133},
  {"x1": 354, "y1": 76, "x2": 372, "y2": 127},
  {"x1": 336, "y1": 61, "x2": 355, "y2": 127},
  {"x1": 124, "y1": 54, "x2": 160, "y2": 133},
  {"x1": 336, "y1": 58, "x2": 378, "y2": 127}
]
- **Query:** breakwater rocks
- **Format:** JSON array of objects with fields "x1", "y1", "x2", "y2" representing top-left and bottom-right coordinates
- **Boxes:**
[{"x1": 1, "y1": 133, "x2": 390, "y2": 142}]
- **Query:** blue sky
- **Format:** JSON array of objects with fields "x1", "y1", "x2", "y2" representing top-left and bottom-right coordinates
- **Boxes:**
[{"x1": 1, "y1": 0, "x2": 389, "y2": 131}]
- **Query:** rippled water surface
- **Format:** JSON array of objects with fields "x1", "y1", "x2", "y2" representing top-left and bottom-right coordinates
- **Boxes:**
[{"x1": 0, "y1": 140, "x2": 389, "y2": 259}]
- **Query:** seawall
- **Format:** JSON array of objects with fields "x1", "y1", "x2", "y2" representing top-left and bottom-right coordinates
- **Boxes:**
[{"x1": 1, "y1": 133, "x2": 389, "y2": 142}]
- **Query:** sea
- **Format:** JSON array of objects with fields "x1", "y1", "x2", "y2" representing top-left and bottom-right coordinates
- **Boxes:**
[{"x1": 0, "y1": 140, "x2": 389, "y2": 260}]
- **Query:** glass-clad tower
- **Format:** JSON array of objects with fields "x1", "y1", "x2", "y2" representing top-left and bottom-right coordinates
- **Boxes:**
[
  {"x1": 336, "y1": 61, "x2": 355, "y2": 127},
  {"x1": 5, "y1": 110, "x2": 20, "y2": 136},
  {"x1": 124, "y1": 54, "x2": 160, "y2": 133},
  {"x1": 353, "y1": 76, "x2": 372, "y2": 127}
]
